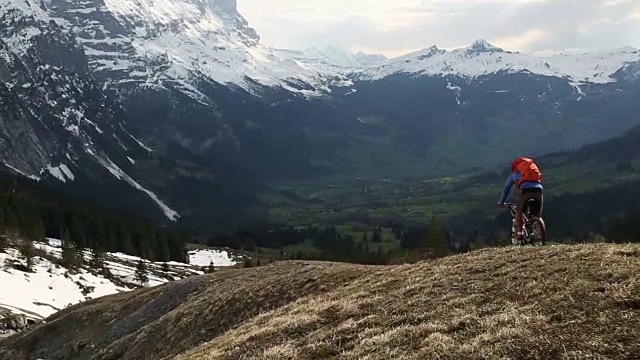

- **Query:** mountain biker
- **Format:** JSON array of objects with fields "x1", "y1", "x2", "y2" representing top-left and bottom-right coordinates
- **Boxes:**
[{"x1": 497, "y1": 157, "x2": 544, "y2": 241}]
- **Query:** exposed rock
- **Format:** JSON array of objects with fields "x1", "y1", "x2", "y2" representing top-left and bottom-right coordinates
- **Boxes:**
[{"x1": 0, "y1": 313, "x2": 28, "y2": 332}]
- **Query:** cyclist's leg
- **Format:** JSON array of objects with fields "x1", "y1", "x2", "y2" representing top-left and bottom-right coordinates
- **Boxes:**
[
  {"x1": 528, "y1": 192, "x2": 545, "y2": 234},
  {"x1": 515, "y1": 190, "x2": 528, "y2": 240},
  {"x1": 524, "y1": 192, "x2": 545, "y2": 244},
  {"x1": 528, "y1": 192, "x2": 543, "y2": 220}
]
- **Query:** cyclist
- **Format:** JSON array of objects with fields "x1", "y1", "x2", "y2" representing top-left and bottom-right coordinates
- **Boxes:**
[{"x1": 497, "y1": 157, "x2": 544, "y2": 241}]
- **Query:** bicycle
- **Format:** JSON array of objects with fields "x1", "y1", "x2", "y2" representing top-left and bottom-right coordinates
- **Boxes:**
[{"x1": 503, "y1": 200, "x2": 546, "y2": 246}]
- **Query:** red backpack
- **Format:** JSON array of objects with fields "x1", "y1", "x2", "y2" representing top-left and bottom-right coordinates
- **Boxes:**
[{"x1": 512, "y1": 157, "x2": 542, "y2": 188}]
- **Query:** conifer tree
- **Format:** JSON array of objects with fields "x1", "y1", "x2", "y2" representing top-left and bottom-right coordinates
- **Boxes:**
[
  {"x1": 425, "y1": 216, "x2": 449, "y2": 255},
  {"x1": 90, "y1": 246, "x2": 105, "y2": 271},
  {"x1": 242, "y1": 258, "x2": 253, "y2": 268},
  {"x1": 18, "y1": 238, "x2": 35, "y2": 271},
  {"x1": 0, "y1": 235, "x2": 7, "y2": 253},
  {"x1": 134, "y1": 260, "x2": 149, "y2": 286},
  {"x1": 28, "y1": 215, "x2": 45, "y2": 243},
  {"x1": 61, "y1": 229, "x2": 83, "y2": 270},
  {"x1": 121, "y1": 231, "x2": 135, "y2": 257},
  {"x1": 371, "y1": 229, "x2": 383, "y2": 243},
  {"x1": 155, "y1": 232, "x2": 170, "y2": 263},
  {"x1": 69, "y1": 217, "x2": 86, "y2": 251}
]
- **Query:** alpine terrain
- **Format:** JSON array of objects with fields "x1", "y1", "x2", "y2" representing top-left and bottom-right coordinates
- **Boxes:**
[
  {"x1": 0, "y1": 237, "x2": 242, "y2": 339},
  {"x1": 2, "y1": 0, "x2": 640, "y2": 358},
  {"x1": 2, "y1": 243, "x2": 640, "y2": 359}
]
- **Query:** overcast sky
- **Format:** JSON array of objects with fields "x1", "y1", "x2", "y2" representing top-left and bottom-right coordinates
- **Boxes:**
[{"x1": 237, "y1": 0, "x2": 640, "y2": 58}]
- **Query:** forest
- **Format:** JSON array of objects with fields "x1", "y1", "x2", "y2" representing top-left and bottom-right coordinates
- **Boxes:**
[
  {"x1": 206, "y1": 217, "x2": 454, "y2": 266},
  {"x1": 0, "y1": 170, "x2": 190, "y2": 263}
]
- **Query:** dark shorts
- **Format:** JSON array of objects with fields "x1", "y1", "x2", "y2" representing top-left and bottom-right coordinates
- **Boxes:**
[{"x1": 517, "y1": 187, "x2": 543, "y2": 217}]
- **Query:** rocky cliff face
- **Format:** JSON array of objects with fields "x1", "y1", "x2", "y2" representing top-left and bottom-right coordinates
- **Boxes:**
[
  {"x1": 0, "y1": 0, "x2": 261, "y2": 228},
  {"x1": 0, "y1": 0, "x2": 149, "y2": 186}
]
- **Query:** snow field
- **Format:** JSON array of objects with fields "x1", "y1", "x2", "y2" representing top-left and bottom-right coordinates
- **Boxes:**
[{"x1": 0, "y1": 238, "x2": 241, "y2": 321}]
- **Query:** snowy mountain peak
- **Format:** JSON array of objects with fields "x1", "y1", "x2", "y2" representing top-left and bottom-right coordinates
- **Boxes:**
[
  {"x1": 302, "y1": 46, "x2": 387, "y2": 67},
  {"x1": 387, "y1": 45, "x2": 444, "y2": 62},
  {"x1": 465, "y1": 39, "x2": 504, "y2": 53},
  {"x1": 353, "y1": 38, "x2": 640, "y2": 84},
  {"x1": 210, "y1": 0, "x2": 240, "y2": 14},
  {"x1": 99, "y1": 0, "x2": 259, "y2": 45},
  {"x1": 10, "y1": 0, "x2": 637, "y2": 97}
]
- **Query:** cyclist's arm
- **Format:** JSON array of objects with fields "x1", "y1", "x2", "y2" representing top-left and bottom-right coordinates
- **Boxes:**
[{"x1": 498, "y1": 173, "x2": 516, "y2": 203}]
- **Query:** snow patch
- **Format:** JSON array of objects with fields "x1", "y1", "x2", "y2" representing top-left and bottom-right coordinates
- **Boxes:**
[
  {"x1": 187, "y1": 249, "x2": 239, "y2": 267},
  {"x1": 58, "y1": 164, "x2": 75, "y2": 181},
  {"x1": 91, "y1": 154, "x2": 179, "y2": 221},
  {"x1": 3, "y1": 163, "x2": 41, "y2": 181},
  {"x1": 41, "y1": 164, "x2": 74, "y2": 183},
  {"x1": 446, "y1": 82, "x2": 462, "y2": 105},
  {"x1": 45, "y1": 164, "x2": 66, "y2": 183},
  {"x1": 0, "y1": 248, "x2": 128, "y2": 319},
  {"x1": 119, "y1": 124, "x2": 153, "y2": 152},
  {"x1": 0, "y1": 238, "x2": 242, "y2": 322}
]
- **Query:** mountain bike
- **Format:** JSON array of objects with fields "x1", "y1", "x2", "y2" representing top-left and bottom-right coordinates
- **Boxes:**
[{"x1": 504, "y1": 200, "x2": 546, "y2": 246}]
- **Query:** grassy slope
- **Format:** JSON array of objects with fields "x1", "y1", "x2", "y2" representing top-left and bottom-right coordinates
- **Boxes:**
[
  {"x1": 3, "y1": 244, "x2": 640, "y2": 359},
  {"x1": 0, "y1": 262, "x2": 369, "y2": 360}
]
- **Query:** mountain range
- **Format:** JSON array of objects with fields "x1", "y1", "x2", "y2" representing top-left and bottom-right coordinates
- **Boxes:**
[{"x1": 1, "y1": 0, "x2": 639, "y2": 231}]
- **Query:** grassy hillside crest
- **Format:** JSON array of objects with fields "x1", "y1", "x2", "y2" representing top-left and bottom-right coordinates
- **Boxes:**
[{"x1": 2, "y1": 243, "x2": 640, "y2": 359}]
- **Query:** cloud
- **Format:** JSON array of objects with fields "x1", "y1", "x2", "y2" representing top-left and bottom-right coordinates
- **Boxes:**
[
  {"x1": 237, "y1": 0, "x2": 640, "y2": 56},
  {"x1": 492, "y1": 29, "x2": 550, "y2": 50}
]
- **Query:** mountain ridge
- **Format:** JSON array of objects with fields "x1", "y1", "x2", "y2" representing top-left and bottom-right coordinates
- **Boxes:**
[
  {"x1": 17, "y1": 0, "x2": 640, "y2": 96},
  {"x1": 351, "y1": 42, "x2": 640, "y2": 84}
]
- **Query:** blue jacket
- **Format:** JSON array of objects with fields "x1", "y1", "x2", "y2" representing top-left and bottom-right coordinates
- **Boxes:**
[{"x1": 499, "y1": 171, "x2": 543, "y2": 203}]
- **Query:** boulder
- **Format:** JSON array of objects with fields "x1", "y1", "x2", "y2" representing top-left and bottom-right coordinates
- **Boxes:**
[{"x1": 0, "y1": 313, "x2": 28, "y2": 331}]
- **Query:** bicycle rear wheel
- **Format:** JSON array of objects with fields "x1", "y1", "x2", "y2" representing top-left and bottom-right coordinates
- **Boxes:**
[{"x1": 529, "y1": 218, "x2": 546, "y2": 246}]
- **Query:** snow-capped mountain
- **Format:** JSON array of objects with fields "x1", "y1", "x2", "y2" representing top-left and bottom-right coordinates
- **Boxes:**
[
  {"x1": 40, "y1": 0, "x2": 351, "y2": 98},
  {"x1": 6, "y1": 0, "x2": 640, "y2": 94},
  {"x1": 0, "y1": 0, "x2": 185, "y2": 221},
  {"x1": 615, "y1": 59, "x2": 640, "y2": 83},
  {"x1": 352, "y1": 39, "x2": 640, "y2": 85},
  {"x1": 301, "y1": 46, "x2": 387, "y2": 68},
  {"x1": 0, "y1": 0, "x2": 265, "y2": 227}
]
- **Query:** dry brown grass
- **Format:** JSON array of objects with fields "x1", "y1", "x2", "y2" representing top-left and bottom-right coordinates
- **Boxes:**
[
  {"x1": 179, "y1": 244, "x2": 640, "y2": 360},
  {"x1": 0, "y1": 261, "x2": 369, "y2": 360},
  {"x1": 2, "y1": 244, "x2": 640, "y2": 360}
]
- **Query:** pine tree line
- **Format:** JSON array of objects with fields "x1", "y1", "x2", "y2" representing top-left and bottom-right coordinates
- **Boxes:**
[{"x1": 0, "y1": 171, "x2": 189, "y2": 263}]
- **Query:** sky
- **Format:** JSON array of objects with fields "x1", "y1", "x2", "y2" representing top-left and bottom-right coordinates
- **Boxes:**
[{"x1": 237, "y1": 0, "x2": 640, "y2": 58}]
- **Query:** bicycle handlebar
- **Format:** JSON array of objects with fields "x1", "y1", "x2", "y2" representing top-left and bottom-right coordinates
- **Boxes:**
[{"x1": 501, "y1": 203, "x2": 519, "y2": 216}]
